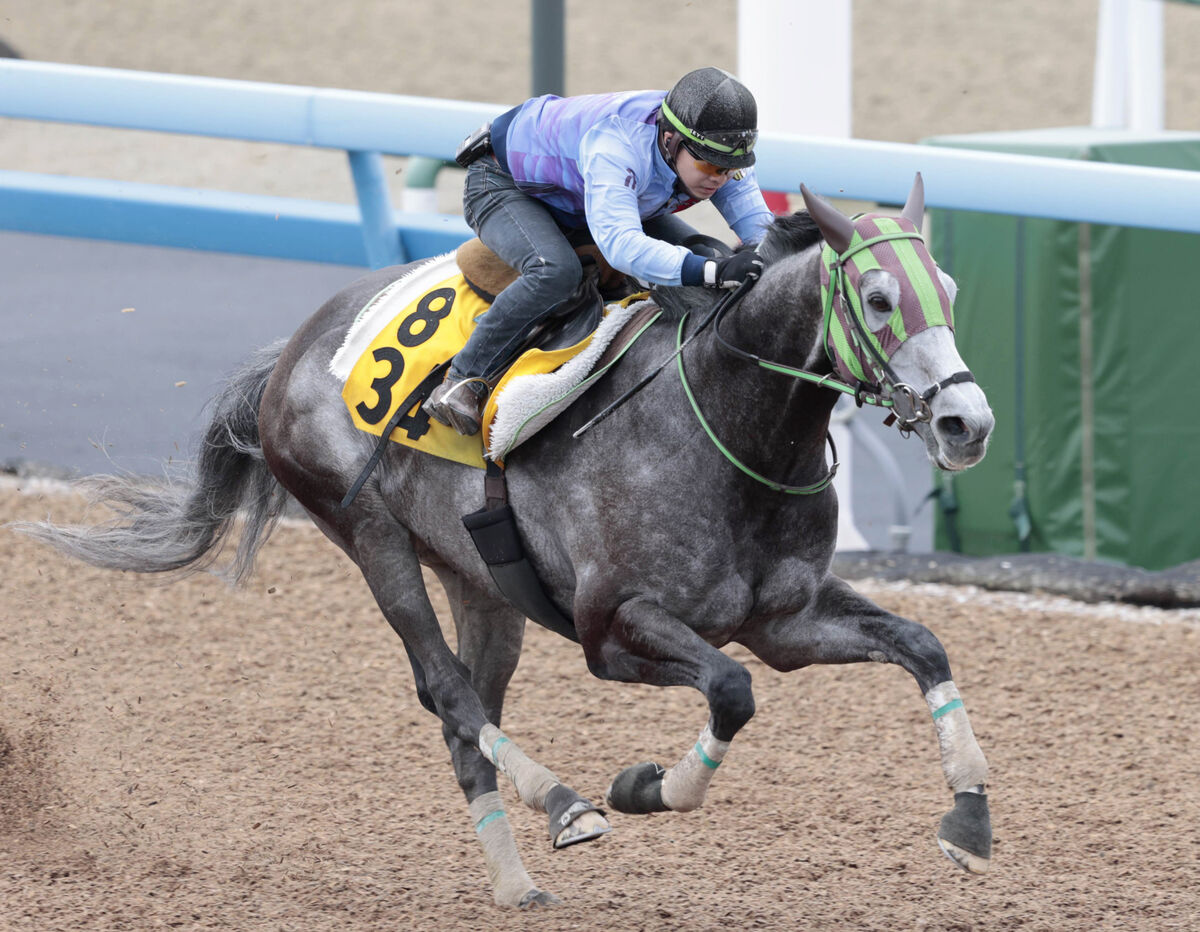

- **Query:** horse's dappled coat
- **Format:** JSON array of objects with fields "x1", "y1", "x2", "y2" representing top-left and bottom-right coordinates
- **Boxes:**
[{"x1": 15, "y1": 178, "x2": 997, "y2": 907}]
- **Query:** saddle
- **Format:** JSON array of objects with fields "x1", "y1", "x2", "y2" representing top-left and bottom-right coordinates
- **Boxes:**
[
  {"x1": 456, "y1": 238, "x2": 633, "y2": 303},
  {"x1": 455, "y1": 238, "x2": 637, "y2": 357},
  {"x1": 332, "y1": 241, "x2": 659, "y2": 638},
  {"x1": 330, "y1": 243, "x2": 654, "y2": 470}
]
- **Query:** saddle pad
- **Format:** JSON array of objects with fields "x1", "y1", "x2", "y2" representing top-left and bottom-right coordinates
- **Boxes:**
[
  {"x1": 485, "y1": 296, "x2": 661, "y2": 464},
  {"x1": 330, "y1": 256, "x2": 657, "y2": 470},
  {"x1": 330, "y1": 254, "x2": 491, "y2": 468}
]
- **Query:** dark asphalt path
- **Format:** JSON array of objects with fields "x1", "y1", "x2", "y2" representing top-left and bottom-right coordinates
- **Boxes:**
[
  {"x1": 1, "y1": 231, "x2": 936, "y2": 550},
  {"x1": 3, "y1": 231, "x2": 359, "y2": 477}
]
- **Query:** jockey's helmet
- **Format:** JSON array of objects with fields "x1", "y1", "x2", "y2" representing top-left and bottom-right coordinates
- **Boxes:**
[{"x1": 658, "y1": 67, "x2": 758, "y2": 171}]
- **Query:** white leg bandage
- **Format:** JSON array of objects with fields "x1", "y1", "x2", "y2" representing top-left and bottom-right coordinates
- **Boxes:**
[
  {"x1": 479, "y1": 723, "x2": 559, "y2": 811},
  {"x1": 469, "y1": 791, "x2": 536, "y2": 908},
  {"x1": 925, "y1": 681, "x2": 988, "y2": 792},
  {"x1": 661, "y1": 724, "x2": 730, "y2": 812}
]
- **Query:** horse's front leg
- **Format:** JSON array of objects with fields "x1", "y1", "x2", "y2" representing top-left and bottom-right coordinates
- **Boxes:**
[
  {"x1": 577, "y1": 596, "x2": 756, "y2": 816},
  {"x1": 737, "y1": 576, "x2": 992, "y2": 874}
]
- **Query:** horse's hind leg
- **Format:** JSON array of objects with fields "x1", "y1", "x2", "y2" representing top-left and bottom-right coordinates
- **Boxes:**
[
  {"x1": 436, "y1": 570, "x2": 562, "y2": 909},
  {"x1": 737, "y1": 576, "x2": 992, "y2": 874},
  {"x1": 347, "y1": 519, "x2": 608, "y2": 890}
]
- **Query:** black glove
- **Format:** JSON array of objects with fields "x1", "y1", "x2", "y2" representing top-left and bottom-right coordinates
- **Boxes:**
[{"x1": 703, "y1": 249, "x2": 763, "y2": 289}]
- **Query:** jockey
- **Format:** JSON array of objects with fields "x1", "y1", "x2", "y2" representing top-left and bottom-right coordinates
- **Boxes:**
[{"x1": 425, "y1": 66, "x2": 774, "y2": 435}]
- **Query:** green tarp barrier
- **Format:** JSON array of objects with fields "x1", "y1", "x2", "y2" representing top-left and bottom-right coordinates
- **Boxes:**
[{"x1": 924, "y1": 127, "x2": 1200, "y2": 571}]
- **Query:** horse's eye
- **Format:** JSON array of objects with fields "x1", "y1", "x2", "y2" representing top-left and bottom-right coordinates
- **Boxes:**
[{"x1": 867, "y1": 294, "x2": 890, "y2": 312}]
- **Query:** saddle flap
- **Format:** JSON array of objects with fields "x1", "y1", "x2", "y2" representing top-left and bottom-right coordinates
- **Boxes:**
[{"x1": 333, "y1": 252, "x2": 655, "y2": 471}]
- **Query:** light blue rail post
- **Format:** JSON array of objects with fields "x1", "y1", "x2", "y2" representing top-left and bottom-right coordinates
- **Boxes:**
[
  {"x1": 402, "y1": 156, "x2": 452, "y2": 213},
  {"x1": 348, "y1": 150, "x2": 405, "y2": 267}
]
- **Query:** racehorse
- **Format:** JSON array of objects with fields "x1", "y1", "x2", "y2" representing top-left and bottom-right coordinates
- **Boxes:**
[{"x1": 17, "y1": 177, "x2": 995, "y2": 908}]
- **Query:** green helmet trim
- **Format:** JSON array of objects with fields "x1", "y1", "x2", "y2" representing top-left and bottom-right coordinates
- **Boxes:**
[{"x1": 660, "y1": 99, "x2": 756, "y2": 157}]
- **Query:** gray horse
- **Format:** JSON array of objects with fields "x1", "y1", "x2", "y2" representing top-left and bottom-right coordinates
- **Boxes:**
[{"x1": 18, "y1": 178, "x2": 995, "y2": 908}]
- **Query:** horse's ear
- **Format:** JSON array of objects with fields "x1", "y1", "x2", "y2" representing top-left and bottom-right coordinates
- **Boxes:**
[
  {"x1": 800, "y1": 184, "x2": 855, "y2": 254},
  {"x1": 901, "y1": 172, "x2": 925, "y2": 228}
]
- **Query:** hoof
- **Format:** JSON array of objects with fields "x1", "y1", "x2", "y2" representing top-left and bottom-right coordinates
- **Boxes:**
[
  {"x1": 938, "y1": 837, "x2": 991, "y2": 874},
  {"x1": 553, "y1": 809, "x2": 611, "y2": 849},
  {"x1": 937, "y1": 791, "x2": 992, "y2": 875},
  {"x1": 518, "y1": 889, "x2": 563, "y2": 909},
  {"x1": 605, "y1": 762, "x2": 669, "y2": 814},
  {"x1": 546, "y1": 784, "x2": 611, "y2": 849}
]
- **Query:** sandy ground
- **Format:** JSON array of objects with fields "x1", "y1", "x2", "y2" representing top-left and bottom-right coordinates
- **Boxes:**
[
  {"x1": 4, "y1": 4, "x2": 1200, "y2": 929},
  {"x1": 3, "y1": 481, "x2": 1200, "y2": 930}
]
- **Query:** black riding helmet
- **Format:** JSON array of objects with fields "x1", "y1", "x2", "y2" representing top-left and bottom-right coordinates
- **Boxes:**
[{"x1": 658, "y1": 67, "x2": 759, "y2": 171}]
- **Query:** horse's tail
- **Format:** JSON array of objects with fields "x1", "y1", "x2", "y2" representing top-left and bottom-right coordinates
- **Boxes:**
[{"x1": 15, "y1": 340, "x2": 290, "y2": 584}]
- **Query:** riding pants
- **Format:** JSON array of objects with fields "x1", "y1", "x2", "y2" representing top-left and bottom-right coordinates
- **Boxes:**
[{"x1": 450, "y1": 157, "x2": 698, "y2": 388}]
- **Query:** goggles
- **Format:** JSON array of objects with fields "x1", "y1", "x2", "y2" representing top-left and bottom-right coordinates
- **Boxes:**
[
  {"x1": 685, "y1": 148, "x2": 744, "y2": 179},
  {"x1": 660, "y1": 100, "x2": 758, "y2": 158}
]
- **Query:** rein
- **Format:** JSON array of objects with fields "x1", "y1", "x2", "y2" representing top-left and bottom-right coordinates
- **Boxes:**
[
  {"x1": 574, "y1": 276, "x2": 840, "y2": 495},
  {"x1": 571, "y1": 278, "x2": 754, "y2": 439},
  {"x1": 579, "y1": 222, "x2": 975, "y2": 497},
  {"x1": 676, "y1": 313, "x2": 839, "y2": 495},
  {"x1": 714, "y1": 298, "x2": 972, "y2": 435}
]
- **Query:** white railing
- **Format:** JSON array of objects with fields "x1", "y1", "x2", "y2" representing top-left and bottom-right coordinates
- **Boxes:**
[{"x1": 2, "y1": 58, "x2": 1198, "y2": 274}]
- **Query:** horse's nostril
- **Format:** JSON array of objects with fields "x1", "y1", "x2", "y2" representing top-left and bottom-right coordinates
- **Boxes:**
[{"x1": 937, "y1": 415, "x2": 969, "y2": 441}]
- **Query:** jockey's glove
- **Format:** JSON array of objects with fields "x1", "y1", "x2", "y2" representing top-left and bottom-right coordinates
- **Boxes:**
[{"x1": 702, "y1": 249, "x2": 763, "y2": 289}]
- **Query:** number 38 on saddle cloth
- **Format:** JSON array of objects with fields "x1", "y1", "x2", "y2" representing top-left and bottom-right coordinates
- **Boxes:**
[{"x1": 327, "y1": 242, "x2": 659, "y2": 469}]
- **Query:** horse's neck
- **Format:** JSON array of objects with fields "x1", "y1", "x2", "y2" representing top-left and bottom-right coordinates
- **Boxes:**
[
  {"x1": 723, "y1": 247, "x2": 826, "y2": 369},
  {"x1": 685, "y1": 247, "x2": 836, "y2": 482}
]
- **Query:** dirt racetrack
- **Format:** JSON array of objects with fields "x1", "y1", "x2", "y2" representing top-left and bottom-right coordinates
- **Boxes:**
[
  {"x1": 4, "y1": 2, "x2": 1200, "y2": 929},
  {"x1": 3, "y1": 480, "x2": 1200, "y2": 931}
]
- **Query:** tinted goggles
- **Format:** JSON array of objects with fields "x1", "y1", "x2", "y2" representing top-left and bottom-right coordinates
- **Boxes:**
[
  {"x1": 686, "y1": 150, "x2": 744, "y2": 180},
  {"x1": 694, "y1": 159, "x2": 740, "y2": 179}
]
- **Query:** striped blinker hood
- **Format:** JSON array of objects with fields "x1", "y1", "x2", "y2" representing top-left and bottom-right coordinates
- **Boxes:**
[{"x1": 818, "y1": 213, "x2": 954, "y2": 388}]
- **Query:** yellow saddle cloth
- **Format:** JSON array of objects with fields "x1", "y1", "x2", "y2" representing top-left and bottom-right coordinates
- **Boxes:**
[{"x1": 328, "y1": 253, "x2": 646, "y2": 469}]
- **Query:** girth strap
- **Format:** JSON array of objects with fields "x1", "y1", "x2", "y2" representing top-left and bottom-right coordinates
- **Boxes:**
[{"x1": 462, "y1": 462, "x2": 579, "y2": 643}]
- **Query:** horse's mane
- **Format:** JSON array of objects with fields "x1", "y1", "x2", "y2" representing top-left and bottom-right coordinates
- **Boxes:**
[
  {"x1": 756, "y1": 210, "x2": 823, "y2": 264},
  {"x1": 651, "y1": 210, "x2": 824, "y2": 320}
]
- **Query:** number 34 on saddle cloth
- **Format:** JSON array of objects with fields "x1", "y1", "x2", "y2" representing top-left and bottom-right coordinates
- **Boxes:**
[{"x1": 327, "y1": 252, "x2": 658, "y2": 469}]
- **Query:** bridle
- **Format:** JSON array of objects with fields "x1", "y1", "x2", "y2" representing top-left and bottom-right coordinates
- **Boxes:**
[
  {"x1": 713, "y1": 224, "x2": 976, "y2": 437},
  {"x1": 671, "y1": 223, "x2": 977, "y2": 497},
  {"x1": 579, "y1": 223, "x2": 976, "y2": 496}
]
